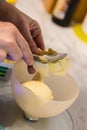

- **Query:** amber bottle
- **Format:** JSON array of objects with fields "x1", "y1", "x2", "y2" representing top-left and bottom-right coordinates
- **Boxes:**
[{"x1": 52, "y1": 0, "x2": 80, "y2": 27}]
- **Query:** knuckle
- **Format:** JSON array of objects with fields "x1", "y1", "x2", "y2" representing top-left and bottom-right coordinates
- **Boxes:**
[
  {"x1": 30, "y1": 20, "x2": 41, "y2": 38},
  {"x1": 6, "y1": 22, "x2": 17, "y2": 33},
  {"x1": 30, "y1": 19, "x2": 40, "y2": 29},
  {"x1": 7, "y1": 40, "x2": 15, "y2": 49}
]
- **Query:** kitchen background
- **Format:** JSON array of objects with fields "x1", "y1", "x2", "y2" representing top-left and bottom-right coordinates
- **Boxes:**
[{"x1": 0, "y1": 0, "x2": 87, "y2": 130}]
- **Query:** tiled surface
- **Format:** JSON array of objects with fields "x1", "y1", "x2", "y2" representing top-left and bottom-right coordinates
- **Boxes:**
[{"x1": 0, "y1": 0, "x2": 87, "y2": 129}]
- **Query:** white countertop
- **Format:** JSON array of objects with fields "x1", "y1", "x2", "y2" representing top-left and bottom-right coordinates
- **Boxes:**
[{"x1": 0, "y1": 0, "x2": 87, "y2": 130}]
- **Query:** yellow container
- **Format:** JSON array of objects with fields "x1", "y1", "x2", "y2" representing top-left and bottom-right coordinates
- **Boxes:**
[{"x1": 6, "y1": 0, "x2": 17, "y2": 5}]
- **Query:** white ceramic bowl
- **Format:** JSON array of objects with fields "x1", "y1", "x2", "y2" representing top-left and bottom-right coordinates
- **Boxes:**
[{"x1": 11, "y1": 60, "x2": 79, "y2": 118}]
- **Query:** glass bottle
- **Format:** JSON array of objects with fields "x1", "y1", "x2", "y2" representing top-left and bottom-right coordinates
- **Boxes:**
[{"x1": 52, "y1": 0, "x2": 80, "y2": 27}]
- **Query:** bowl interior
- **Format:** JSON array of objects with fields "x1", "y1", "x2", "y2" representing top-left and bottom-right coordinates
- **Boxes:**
[
  {"x1": 11, "y1": 60, "x2": 79, "y2": 118},
  {"x1": 13, "y1": 60, "x2": 79, "y2": 101}
]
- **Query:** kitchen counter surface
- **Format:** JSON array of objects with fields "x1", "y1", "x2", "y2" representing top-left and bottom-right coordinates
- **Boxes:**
[{"x1": 0, "y1": 0, "x2": 87, "y2": 130}]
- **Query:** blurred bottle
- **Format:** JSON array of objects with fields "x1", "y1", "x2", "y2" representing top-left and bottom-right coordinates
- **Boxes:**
[
  {"x1": 52, "y1": 0, "x2": 80, "y2": 27},
  {"x1": 72, "y1": 0, "x2": 87, "y2": 22},
  {"x1": 6, "y1": 0, "x2": 17, "y2": 5},
  {"x1": 43, "y1": 0, "x2": 57, "y2": 13}
]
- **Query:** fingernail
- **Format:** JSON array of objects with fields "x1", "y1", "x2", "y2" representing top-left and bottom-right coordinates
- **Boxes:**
[{"x1": 27, "y1": 66, "x2": 36, "y2": 74}]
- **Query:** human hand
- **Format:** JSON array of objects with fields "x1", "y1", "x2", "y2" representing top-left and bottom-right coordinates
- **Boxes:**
[
  {"x1": 0, "y1": 22, "x2": 35, "y2": 74},
  {"x1": 0, "y1": 1, "x2": 45, "y2": 54},
  {"x1": 0, "y1": 1, "x2": 45, "y2": 73}
]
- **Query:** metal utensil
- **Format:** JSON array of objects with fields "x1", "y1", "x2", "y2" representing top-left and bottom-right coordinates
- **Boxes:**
[{"x1": 33, "y1": 53, "x2": 67, "y2": 63}]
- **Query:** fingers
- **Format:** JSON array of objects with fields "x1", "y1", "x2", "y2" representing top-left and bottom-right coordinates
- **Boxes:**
[
  {"x1": 20, "y1": 28, "x2": 40, "y2": 54},
  {"x1": 25, "y1": 30, "x2": 45, "y2": 54},
  {"x1": 33, "y1": 33, "x2": 45, "y2": 50},
  {"x1": 29, "y1": 20, "x2": 45, "y2": 51},
  {"x1": 27, "y1": 36, "x2": 39, "y2": 54},
  {"x1": 15, "y1": 29, "x2": 34, "y2": 66},
  {"x1": 0, "y1": 22, "x2": 36, "y2": 74},
  {"x1": 0, "y1": 49, "x2": 7, "y2": 62},
  {"x1": 16, "y1": 31, "x2": 36, "y2": 74}
]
